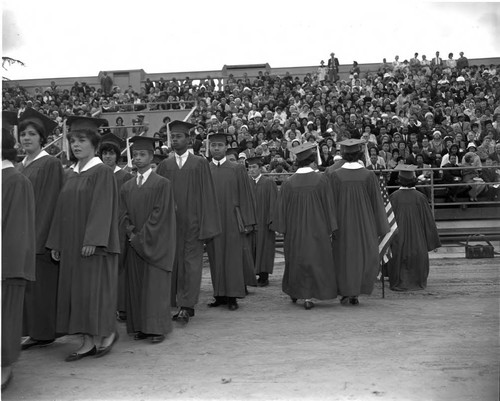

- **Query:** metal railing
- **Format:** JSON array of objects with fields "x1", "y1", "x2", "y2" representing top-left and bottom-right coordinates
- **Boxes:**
[{"x1": 100, "y1": 100, "x2": 196, "y2": 113}]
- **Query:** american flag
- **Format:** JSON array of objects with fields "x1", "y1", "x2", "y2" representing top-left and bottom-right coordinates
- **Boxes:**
[{"x1": 378, "y1": 173, "x2": 397, "y2": 264}]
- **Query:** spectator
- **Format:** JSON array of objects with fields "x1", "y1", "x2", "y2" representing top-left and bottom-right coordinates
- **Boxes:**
[
  {"x1": 442, "y1": 154, "x2": 468, "y2": 201},
  {"x1": 100, "y1": 72, "x2": 113, "y2": 96},
  {"x1": 461, "y1": 152, "x2": 487, "y2": 201}
]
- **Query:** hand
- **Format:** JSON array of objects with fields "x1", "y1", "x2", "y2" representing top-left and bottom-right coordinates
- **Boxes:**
[
  {"x1": 81, "y1": 246, "x2": 96, "y2": 257},
  {"x1": 128, "y1": 232, "x2": 136, "y2": 242},
  {"x1": 51, "y1": 250, "x2": 61, "y2": 261}
]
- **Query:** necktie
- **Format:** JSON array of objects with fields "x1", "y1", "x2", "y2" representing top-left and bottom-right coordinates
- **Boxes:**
[
  {"x1": 177, "y1": 156, "x2": 183, "y2": 169},
  {"x1": 138, "y1": 174, "x2": 144, "y2": 187}
]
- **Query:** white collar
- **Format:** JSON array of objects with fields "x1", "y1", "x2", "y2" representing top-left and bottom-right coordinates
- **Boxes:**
[
  {"x1": 341, "y1": 161, "x2": 364, "y2": 169},
  {"x1": 254, "y1": 174, "x2": 262, "y2": 183},
  {"x1": 22, "y1": 150, "x2": 49, "y2": 167},
  {"x1": 74, "y1": 157, "x2": 102, "y2": 174},
  {"x1": 114, "y1": 165, "x2": 122, "y2": 173},
  {"x1": 176, "y1": 150, "x2": 190, "y2": 161},
  {"x1": 2, "y1": 160, "x2": 14, "y2": 170},
  {"x1": 296, "y1": 167, "x2": 315, "y2": 174},
  {"x1": 137, "y1": 167, "x2": 153, "y2": 185},
  {"x1": 212, "y1": 157, "x2": 226, "y2": 166}
]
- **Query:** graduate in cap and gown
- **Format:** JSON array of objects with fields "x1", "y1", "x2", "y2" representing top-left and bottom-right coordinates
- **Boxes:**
[
  {"x1": 120, "y1": 136, "x2": 176, "y2": 343},
  {"x1": 206, "y1": 133, "x2": 257, "y2": 311},
  {"x1": 155, "y1": 121, "x2": 221, "y2": 324},
  {"x1": 2, "y1": 129, "x2": 36, "y2": 389},
  {"x1": 273, "y1": 142, "x2": 338, "y2": 310},
  {"x1": 247, "y1": 156, "x2": 278, "y2": 287},
  {"x1": 327, "y1": 139, "x2": 390, "y2": 305},
  {"x1": 99, "y1": 133, "x2": 133, "y2": 322},
  {"x1": 46, "y1": 115, "x2": 120, "y2": 361},
  {"x1": 388, "y1": 164, "x2": 441, "y2": 291},
  {"x1": 15, "y1": 109, "x2": 64, "y2": 350}
]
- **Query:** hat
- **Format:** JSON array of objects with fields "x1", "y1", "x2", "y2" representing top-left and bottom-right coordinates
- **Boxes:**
[
  {"x1": 241, "y1": 125, "x2": 249, "y2": 131},
  {"x1": 246, "y1": 156, "x2": 263, "y2": 166},
  {"x1": 169, "y1": 120, "x2": 195, "y2": 135},
  {"x1": 129, "y1": 136, "x2": 156, "y2": 152},
  {"x1": 67, "y1": 116, "x2": 108, "y2": 133},
  {"x1": 19, "y1": 108, "x2": 58, "y2": 137},
  {"x1": 456, "y1": 76, "x2": 465, "y2": 82},
  {"x1": 433, "y1": 130, "x2": 442, "y2": 137},
  {"x1": 395, "y1": 164, "x2": 417, "y2": 179},
  {"x1": 2, "y1": 111, "x2": 18, "y2": 130},
  {"x1": 208, "y1": 133, "x2": 227, "y2": 144},
  {"x1": 443, "y1": 135, "x2": 453, "y2": 143},
  {"x1": 253, "y1": 112, "x2": 262, "y2": 118},
  {"x1": 238, "y1": 152, "x2": 247, "y2": 160},
  {"x1": 333, "y1": 155, "x2": 342, "y2": 161},
  {"x1": 290, "y1": 142, "x2": 317, "y2": 161},
  {"x1": 467, "y1": 142, "x2": 477, "y2": 150},
  {"x1": 425, "y1": 112, "x2": 434, "y2": 119},
  {"x1": 100, "y1": 133, "x2": 125, "y2": 151},
  {"x1": 338, "y1": 138, "x2": 365, "y2": 154}
]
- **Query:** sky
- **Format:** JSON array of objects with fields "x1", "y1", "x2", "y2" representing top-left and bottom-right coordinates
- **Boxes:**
[{"x1": 2, "y1": 0, "x2": 500, "y2": 81}]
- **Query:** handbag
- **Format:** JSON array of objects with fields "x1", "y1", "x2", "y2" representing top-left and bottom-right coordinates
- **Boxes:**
[{"x1": 465, "y1": 235, "x2": 495, "y2": 259}]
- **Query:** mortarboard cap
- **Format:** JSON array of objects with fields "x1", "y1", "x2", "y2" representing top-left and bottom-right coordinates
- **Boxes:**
[
  {"x1": 100, "y1": 133, "x2": 125, "y2": 151},
  {"x1": 2, "y1": 111, "x2": 18, "y2": 130},
  {"x1": 18, "y1": 108, "x2": 57, "y2": 137},
  {"x1": 208, "y1": 133, "x2": 227, "y2": 144},
  {"x1": 338, "y1": 138, "x2": 365, "y2": 154},
  {"x1": 169, "y1": 120, "x2": 196, "y2": 135},
  {"x1": 290, "y1": 142, "x2": 317, "y2": 162},
  {"x1": 129, "y1": 136, "x2": 156, "y2": 152},
  {"x1": 394, "y1": 164, "x2": 417, "y2": 179},
  {"x1": 238, "y1": 152, "x2": 247, "y2": 160},
  {"x1": 67, "y1": 115, "x2": 108, "y2": 133},
  {"x1": 246, "y1": 156, "x2": 263, "y2": 166}
]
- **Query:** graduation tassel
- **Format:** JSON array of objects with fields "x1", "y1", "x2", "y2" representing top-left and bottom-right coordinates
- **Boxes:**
[
  {"x1": 62, "y1": 121, "x2": 70, "y2": 162},
  {"x1": 166, "y1": 122, "x2": 171, "y2": 150},
  {"x1": 126, "y1": 137, "x2": 133, "y2": 169},
  {"x1": 316, "y1": 143, "x2": 322, "y2": 166},
  {"x1": 205, "y1": 133, "x2": 210, "y2": 158}
]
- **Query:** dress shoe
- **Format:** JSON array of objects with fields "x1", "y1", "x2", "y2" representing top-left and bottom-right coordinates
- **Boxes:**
[
  {"x1": 95, "y1": 331, "x2": 119, "y2": 358},
  {"x1": 349, "y1": 296, "x2": 359, "y2": 305},
  {"x1": 65, "y1": 346, "x2": 97, "y2": 362},
  {"x1": 227, "y1": 298, "x2": 239, "y2": 311},
  {"x1": 304, "y1": 300, "x2": 314, "y2": 310},
  {"x1": 172, "y1": 309, "x2": 190, "y2": 324},
  {"x1": 340, "y1": 296, "x2": 350, "y2": 306},
  {"x1": 150, "y1": 334, "x2": 165, "y2": 344},
  {"x1": 134, "y1": 331, "x2": 148, "y2": 341},
  {"x1": 21, "y1": 338, "x2": 55, "y2": 350},
  {"x1": 257, "y1": 279, "x2": 269, "y2": 287},
  {"x1": 208, "y1": 296, "x2": 227, "y2": 307},
  {"x1": 290, "y1": 297, "x2": 297, "y2": 303}
]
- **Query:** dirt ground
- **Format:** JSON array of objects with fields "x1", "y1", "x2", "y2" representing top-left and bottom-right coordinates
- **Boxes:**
[{"x1": 3, "y1": 251, "x2": 499, "y2": 401}]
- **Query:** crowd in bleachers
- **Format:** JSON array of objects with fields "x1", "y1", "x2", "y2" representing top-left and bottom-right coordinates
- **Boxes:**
[{"x1": 3, "y1": 51, "x2": 500, "y2": 201}]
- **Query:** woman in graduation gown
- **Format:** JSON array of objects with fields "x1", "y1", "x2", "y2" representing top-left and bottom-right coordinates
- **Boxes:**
[
  {"x1": 2, "y1": 129, "x2": 36, "y2": 390},
  {"x1": 16, "y1": 109, "x2": 64, "y2": 350},
  {"x1": 99, "y1": 133, "x2": 133, "y2": 322},
  {"x1": 46, "y1": 116, "x2": 120, "y2": 361},
  {"x1": 388, "y1": 165, "x2": 441, "y2": 291},
  {"x1": 273, "y1": 142, "x2": 338, "y2": 310},
  {"x1": 327, "y1": 139, "x2": 390, "y2": 306}
]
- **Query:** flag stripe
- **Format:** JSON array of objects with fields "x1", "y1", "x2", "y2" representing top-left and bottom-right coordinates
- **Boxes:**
[{"x1": 378, "y1": 174, "x2": 397, "y2": 264}]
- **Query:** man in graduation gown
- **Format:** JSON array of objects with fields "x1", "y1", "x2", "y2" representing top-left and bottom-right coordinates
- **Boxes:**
[
  {"x1": 327, "y1": 139, "x2": 390, "y2": 305},
  {"x1": 99, "y1": 133, "x2": 133, "y2": 323},
  {"x1": 2, "y1": 129, "x2": 36, "y2": 389},
  {"x1": 156, "y1": 121, "x2": 221, "y2": 324},
  {"x1": 273, "y1": 142, "x2": 338, "y2": 310},
  {"x1": 120, "y1": 136, "x2": 176, "y2": 344},
  {"x1": 206, "y1": 133, "x2": 257, "y2": 311},
  {"x1": 388, "y1": 165, "x2": 441, "y2": 291},
  {"x1": 247, "y1": 156, "x2": 278, "y2": 287}
]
